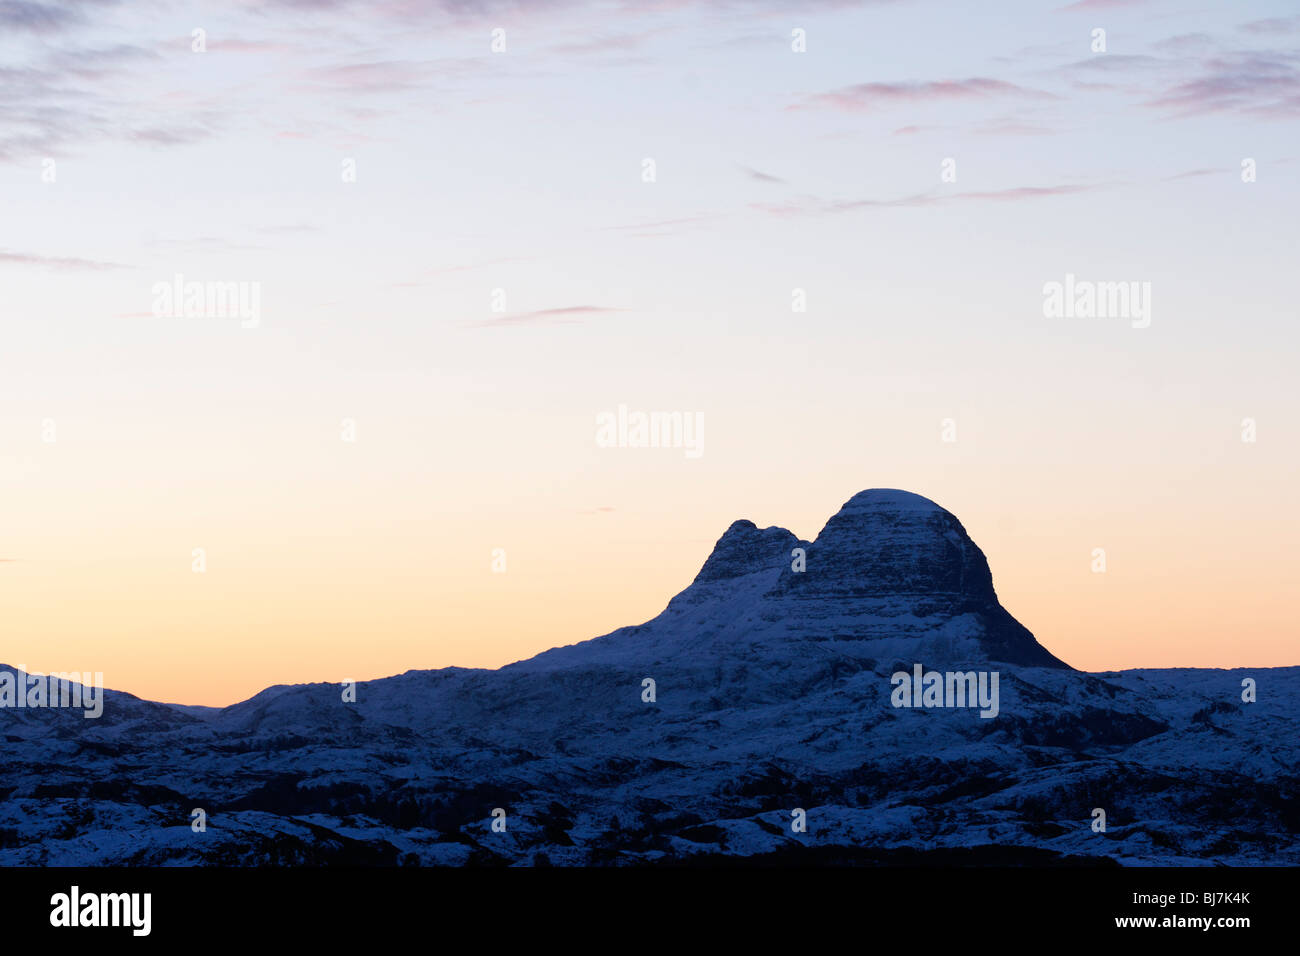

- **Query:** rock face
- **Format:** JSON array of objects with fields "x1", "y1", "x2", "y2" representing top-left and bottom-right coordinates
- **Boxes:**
[
  {"x1": 781, "y1": 488, "x2": 1006, "y2": 604},
  {"x1": 548, "y1": 488, "x2": 1068, "y2": 675},
  {"x1": 0, "y1": 488, "x2": 1295, "y2": 867},
  {"x1": 691, "y1": 520, "x2": 801, "y2": 585},
  {"x1": 763, "y1": 489, "x2": 1068, "y2": 669}
]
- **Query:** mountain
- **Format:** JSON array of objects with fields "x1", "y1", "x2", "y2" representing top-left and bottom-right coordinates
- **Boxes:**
[{"x1": 1, "y1": 489, "x2": 1296, "y2": 866}]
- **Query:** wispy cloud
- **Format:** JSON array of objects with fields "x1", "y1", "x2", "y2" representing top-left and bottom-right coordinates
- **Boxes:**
[
  {"x1": 302, "y1": 60, "x2": 435, "y2": 95},
  {"x1": 146, "y1": 236, "x2": 261, "y2": 253},
  {"x1": 395, "y1": 256, "x2": 535, "y2": 287},
  {"x1": 956, "y1": 185, "x2": 1097, "y2": 201},
  {"x1": 1164, "y1": 167, "x2": 1228, "y2": 181},
  {"x1": 1064, "y1": 54, "x2": 1168, "y2": 74},
  {"x1": 549, "y1": 27, "x2": 675, "y2": 57},
  {"x1": 471, "y1": 305, "x2": 623, "y2": 328},
  {"x1": 46, "y1": 43, "x2": 158, "y2": 77},
  {"x1": 0, "y1": 39, "x2": 220, "y2": 162},
  {"x1": 740, "y1": 164, "x2": 785, "y2": 184},
  {"x1": 1150, "y1": 33, "x2": 1216, "y2": 55},
  {"x1": 0, "y1": 0, "x2": 83, "y2": 34},
  {"x1": 972, "y1": 117, "x2": 1055, "y2": 136},
  {"x1": 0, "y1": 250, "x2": 126, "y2": 271},
  {"x1": 798, "y1": 77, "x2": 1053, "y2": 112},
  {"x1": 213, "y1": 37, "x2": 299, "y2": 54},
  {"x1": 1146, "y1": 51, "x2": 1300, "y2": 119},
  {"x1": 752, "y1": 184, "x2": 1099, "y2": 218},
  {"x1": 126, "y1": 125, "x2": 215, "y2": 147},
  {"x1": 601, "y1": 215, "x2": 719, "y2": 239},
  {"x1": 1238, "y1": 16, "x2": 1300, "y2": 36},
  {"x1": 1060, "y1": 0, "x2": 1150, "y2": 11}
]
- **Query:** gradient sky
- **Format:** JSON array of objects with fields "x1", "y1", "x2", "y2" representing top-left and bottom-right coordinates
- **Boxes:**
[{"x1": 2, "y1": 0, "x2": 1298, "y2": 705}]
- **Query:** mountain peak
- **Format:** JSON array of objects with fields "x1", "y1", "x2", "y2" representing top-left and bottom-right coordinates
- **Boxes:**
[
  {"x1": 692, "y1": 519, "x2": 801, "y2": 585},
  {"x1": 835, "y1": 488, "x2": 947, "y2": 514},
  {"x1": 670, "y1": 487, "x2": 1070, "y2": 670},
  {"x1": 804, "y1": 487, "x2": 991, "y2": 600}
]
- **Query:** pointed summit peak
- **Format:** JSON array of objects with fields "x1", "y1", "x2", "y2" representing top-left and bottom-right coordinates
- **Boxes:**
[{"x1": 692, "y1": 519, "x2": 801, "y2": 585}]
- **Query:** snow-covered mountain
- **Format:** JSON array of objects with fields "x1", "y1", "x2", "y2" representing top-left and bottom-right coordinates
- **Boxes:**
[{"x1": 2, "y1": 489, "x2": 1295, "y2": 865}]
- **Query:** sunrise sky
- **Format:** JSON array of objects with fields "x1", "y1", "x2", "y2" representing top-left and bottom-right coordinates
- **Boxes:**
[{"x1": 2, "y1": 0, "x2": 1297, "y2": 705}]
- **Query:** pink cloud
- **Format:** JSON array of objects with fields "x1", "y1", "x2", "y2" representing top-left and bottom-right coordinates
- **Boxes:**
[
  {"x1": 799, "y1": 77, "x2": 1052, "y2": 113},
  {"x1": 1146, "y1": 52, "x2": 1300, "y2": 119},
  {"x1": 471, "y1": 305, "x2": 624, "y2": 328},
  {"x1": 0, "y1": 250, "x2": 126, "y2": 271},
  {"x1": 1060, "y1": 0, "x2": 1149, "y2": 11}
]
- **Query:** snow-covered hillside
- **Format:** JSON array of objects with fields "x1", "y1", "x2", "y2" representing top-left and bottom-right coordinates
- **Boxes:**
[{"x1": 2, "y1": 489, "x2": 1294, "y2": 865}]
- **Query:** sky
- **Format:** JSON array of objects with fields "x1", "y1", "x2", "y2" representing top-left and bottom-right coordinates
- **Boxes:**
[{"x1": 1, "y1": 0, "x2": 1297, "y2": 705}]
